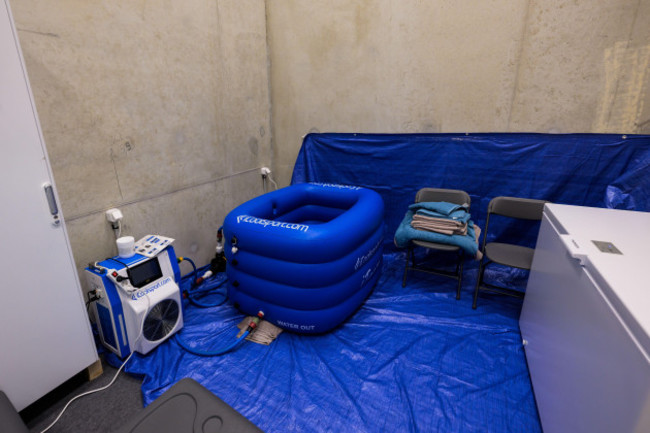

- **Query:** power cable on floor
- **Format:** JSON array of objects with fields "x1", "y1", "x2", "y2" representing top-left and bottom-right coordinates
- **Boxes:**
[
  {"x1": 39, "y1": 353, "x2": 133, "y2": 433},
  {"x1": 39, "y1": 293, "x2": 151, "y2": 433}
]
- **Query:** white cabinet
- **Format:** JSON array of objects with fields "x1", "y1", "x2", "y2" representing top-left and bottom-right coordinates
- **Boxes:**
[
  {"x1": 0, "y1": 0, "x2": 98, "y2": 411},
  {"x1": 520, "y1": 204, "x2": 650, "y2": 433}
]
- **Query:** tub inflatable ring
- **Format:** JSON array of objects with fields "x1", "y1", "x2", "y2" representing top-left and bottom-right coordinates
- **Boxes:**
[{"x1": 223, "y1": 182, "x2": 385, "y2": 333}]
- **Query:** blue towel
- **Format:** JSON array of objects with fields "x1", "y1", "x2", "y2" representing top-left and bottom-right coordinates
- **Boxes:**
[
  {"x1": 394, "y1": 209, "x2": 479, "y2": 258},
  {"x1": 408, "y1": 201, "x2": 467, "y2": 215}
]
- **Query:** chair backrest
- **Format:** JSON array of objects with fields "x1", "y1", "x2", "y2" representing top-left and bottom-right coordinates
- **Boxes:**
[
  {"x1": 480, "y1": 196, "x2": 549, "y2": 253},
  {"x1": 415, "y1": 188, "x2": 470, "y2": 207},
  {"x1": 487, "y1": 196, "x2": 547, "y2": 220}
]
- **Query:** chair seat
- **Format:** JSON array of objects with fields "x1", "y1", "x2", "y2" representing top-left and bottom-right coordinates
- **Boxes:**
[
  {"x1": 485, "y1": 242, "x2": 535, "y2": 269},
  {"x1": 412, "y1": 239, "x2": 461, "y2": 252}
]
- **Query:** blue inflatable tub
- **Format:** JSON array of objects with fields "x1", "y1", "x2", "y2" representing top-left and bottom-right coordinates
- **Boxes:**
[{"x1": 223, "y1": 182, "x2": 385, "y2": 333}]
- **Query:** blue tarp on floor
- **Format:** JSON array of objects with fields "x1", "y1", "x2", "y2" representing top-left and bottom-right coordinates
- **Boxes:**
[
  {"x1": 122, "y1": 256, "x2": 540, "y2": 433},
  {"x1": 120, "y1": 133, "x2": 649, "y2": 432}
]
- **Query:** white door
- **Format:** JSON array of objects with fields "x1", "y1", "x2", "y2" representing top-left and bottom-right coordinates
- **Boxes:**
[{"x1": 0, "y1": 0, "x2": 97, "y2": 411}]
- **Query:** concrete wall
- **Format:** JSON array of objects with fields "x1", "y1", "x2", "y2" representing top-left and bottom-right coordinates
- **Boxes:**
[
  {"x1": 267, "y1": 0, "x2": 650, "y2": 186},
  {"x1": 11, "y1": 0, "x2": 271, "y2": 284}
]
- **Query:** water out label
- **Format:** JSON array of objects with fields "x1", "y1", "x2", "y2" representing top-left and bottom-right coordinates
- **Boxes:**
[{"x1": 276, "y1": 320, "x2": 316, "y2": 332}]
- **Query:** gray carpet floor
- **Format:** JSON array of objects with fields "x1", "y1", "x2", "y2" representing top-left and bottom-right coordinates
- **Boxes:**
[{"x1": 22, "y1": 356, "x2": 144, "y2": 433}]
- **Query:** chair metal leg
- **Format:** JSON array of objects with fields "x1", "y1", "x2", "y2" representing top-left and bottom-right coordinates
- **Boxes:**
[
  {"x1": 402, "y1": 246, "x2": 413, "y2": 287},
  {"x1": 403, "y1": 245, "x2": 465, "y2": 300},
  {"x1": 474, "y1": 259, "x2": 527, "y2": 308},
  {"x1": 456, "y1": 256, "x2": 464, "y2": 300},
  {"x1": 472, "y1": 260, "x2": 484, "y2": 309}
]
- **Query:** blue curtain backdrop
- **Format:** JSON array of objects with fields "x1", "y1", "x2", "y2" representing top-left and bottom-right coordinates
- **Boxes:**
[{"x1": 292, "y1": 133, "x2": 650, "y2": 252}]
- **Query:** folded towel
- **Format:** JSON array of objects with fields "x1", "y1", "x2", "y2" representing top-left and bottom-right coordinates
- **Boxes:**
[
  {"x1": 411, "y1": 214, "x2": 468, "y2": 236},
  {"x1": 408, "y1": 201, "x2": 468, "y2": 216},
  {"x1": 409, "y1": 202, "x2": 471, "y2": 223},
  {"x1": 395, "y1": 209, "x2": 482, "y2": 260}
]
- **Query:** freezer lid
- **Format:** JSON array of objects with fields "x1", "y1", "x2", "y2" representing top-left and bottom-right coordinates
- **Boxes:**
[{"x1": 544, "y1": 203, "x2": 650, "y2": 357}]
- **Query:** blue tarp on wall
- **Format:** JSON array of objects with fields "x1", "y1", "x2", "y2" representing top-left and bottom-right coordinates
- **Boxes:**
[
  {"x1": 119, "y1": 133, "x2": 649, "y2": 432},
  {"x1": 292, "y1": 133, "x2": 650, "y2": 251}
]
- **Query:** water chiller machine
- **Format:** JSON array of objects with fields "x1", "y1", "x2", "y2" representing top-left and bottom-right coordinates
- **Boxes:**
[{"x1": 85, "y1": 236, "x2": 183, "y2": 358}]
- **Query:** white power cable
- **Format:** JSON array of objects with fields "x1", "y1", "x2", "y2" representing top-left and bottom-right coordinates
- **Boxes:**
[
  {"x1": 261, "y1": 167, "x2": 278, "y2": 192},
  {"x1": 111, "y1": 220, "x2": 122, "y2": 240},
  {"x1": 39, "y1": 292, "x2": 151, "y2": 433},
  {"x1": 267, "y1": 174, "x2": 278, "y2": 191},
  {"x1": 39, "y1": 352, "x2": 133, "y2": 433}
]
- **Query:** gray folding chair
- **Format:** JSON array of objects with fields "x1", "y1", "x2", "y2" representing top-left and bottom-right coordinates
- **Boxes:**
[
  {"x1": 472, "y1": 196, "x2": 548, "y2": 309},
  {"x1": 400, "y1": 188, "x2": 471, "y2": 300}
]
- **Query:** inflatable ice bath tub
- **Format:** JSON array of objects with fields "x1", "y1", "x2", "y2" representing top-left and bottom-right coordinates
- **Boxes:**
[{"x1": 223, "y1": 182, "x2": 385, "y2": 333}]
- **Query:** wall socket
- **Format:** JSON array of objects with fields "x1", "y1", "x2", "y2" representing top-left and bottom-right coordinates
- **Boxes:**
[{"x1": 105, "y1": 208, "x2": 123, "y2": 223}]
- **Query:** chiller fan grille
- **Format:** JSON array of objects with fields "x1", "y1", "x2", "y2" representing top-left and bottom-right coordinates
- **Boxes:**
[{"x1": 142, "y1": 299, "x2": 179, "y2": 341}]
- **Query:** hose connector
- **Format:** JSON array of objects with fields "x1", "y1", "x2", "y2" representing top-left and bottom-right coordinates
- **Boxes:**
[
  {"x1": 231, "y1": 236, "x2": 238, "y2": 254},
  {"x1": 195, "y1": 270, "x2": 213, "y2": 285},
  {"x1": 245, "y1": 311, "x2": 265, "y2": 333}
]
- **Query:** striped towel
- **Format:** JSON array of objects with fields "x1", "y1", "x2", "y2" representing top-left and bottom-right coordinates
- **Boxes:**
[{"x1": 411, "y1": 214, "x2": 468, "y2": 236}]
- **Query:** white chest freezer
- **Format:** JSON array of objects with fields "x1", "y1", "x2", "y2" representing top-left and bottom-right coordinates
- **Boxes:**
[{"x1": 520, "y1": 204, "x2": 650, "y2": 433}]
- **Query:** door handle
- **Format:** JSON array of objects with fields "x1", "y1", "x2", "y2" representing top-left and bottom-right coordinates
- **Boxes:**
[{"x1": 43, "y1": 183, "x2": 60, "y2": 226}]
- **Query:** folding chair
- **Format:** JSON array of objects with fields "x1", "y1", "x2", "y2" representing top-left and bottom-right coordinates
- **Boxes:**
[
  {"x1": 472, "y1": 196, "x2": 547, "y2": 309},
  {"x1": 400, "y1": 188, "x2": 471, "y2": 300}
]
